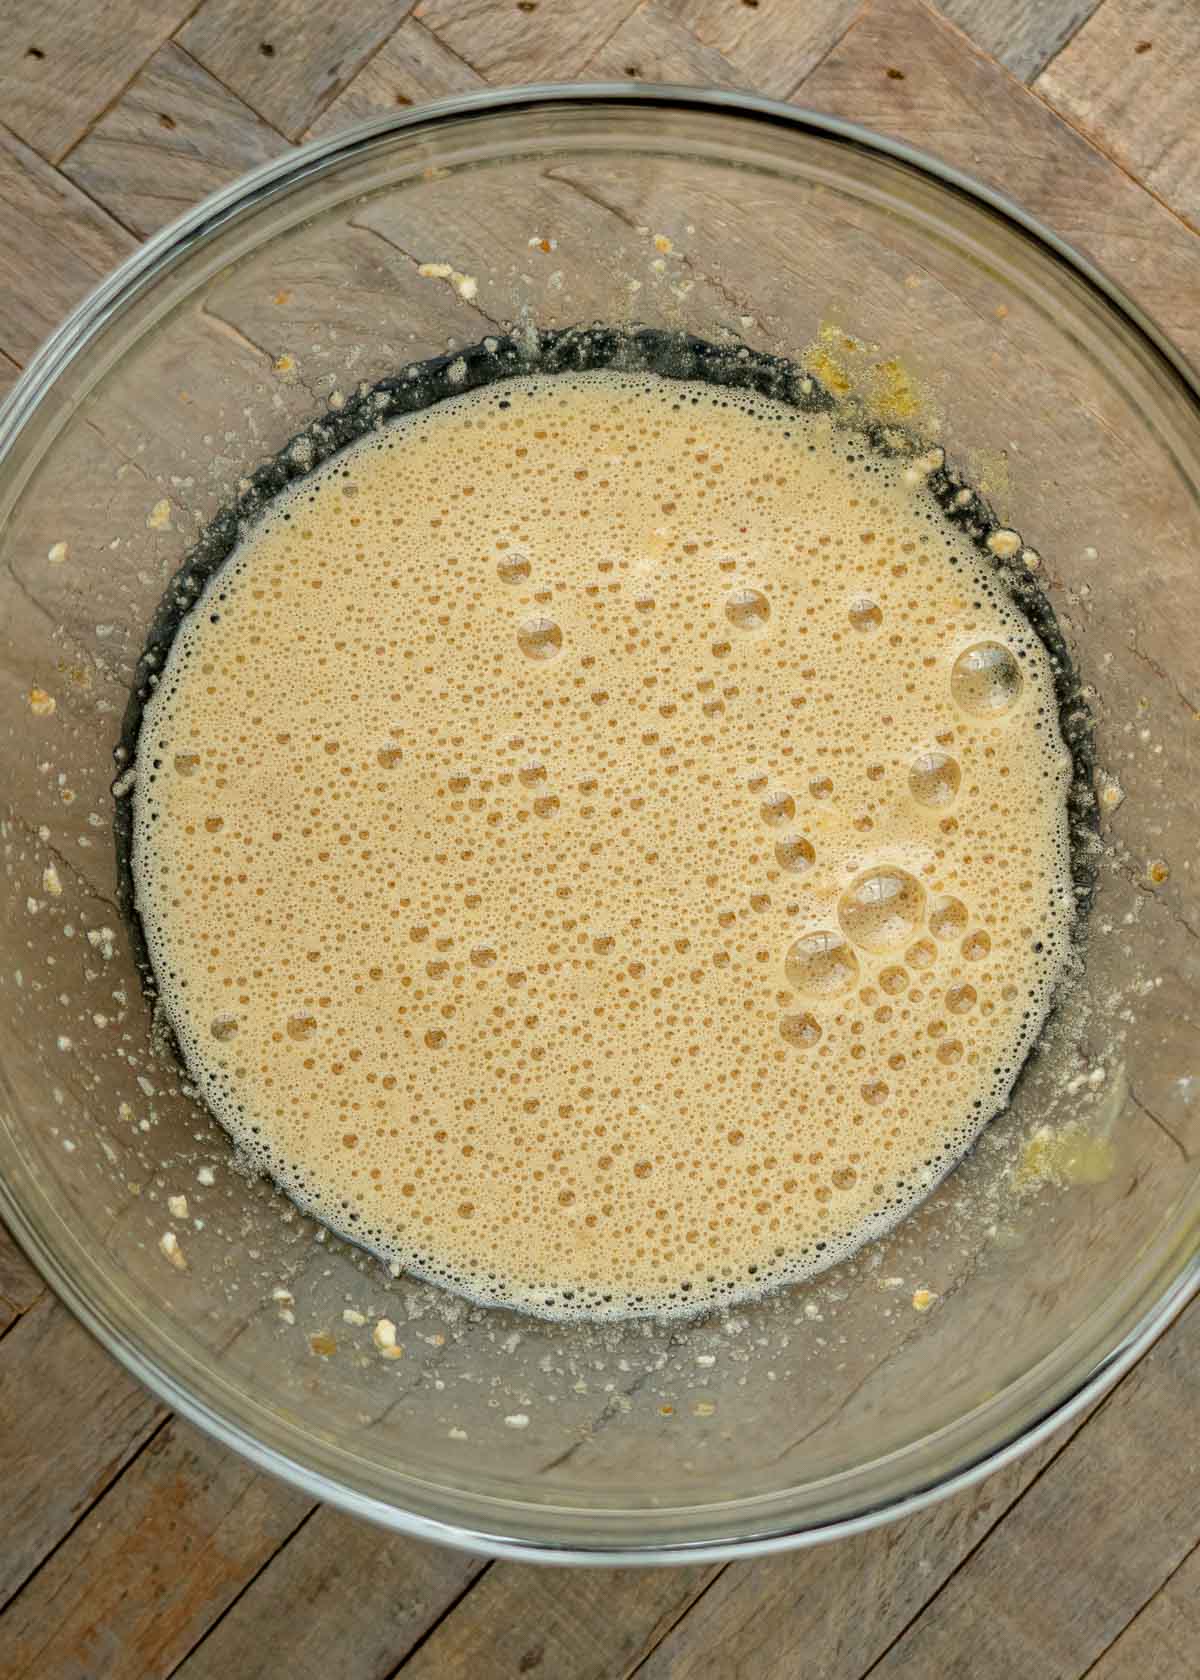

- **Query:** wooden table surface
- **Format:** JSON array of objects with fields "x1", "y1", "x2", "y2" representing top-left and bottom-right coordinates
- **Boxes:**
[{"x1": 1, "y1": 0, "x2": 1198, "y2": 1675}]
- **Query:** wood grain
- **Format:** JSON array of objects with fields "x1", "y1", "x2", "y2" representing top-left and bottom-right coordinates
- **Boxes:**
[
  {"x1": 937, "y1": 0, "x2": 1103, "y2": 81},
  {"x1": 661, "y1": 0, "x2": 860, "y2": 98},
  {"x1": 0, "y1": 123, "x2": 136, "y2": 364},
  {"x1": 866, "y1": 1303, "x2": 1200, "y2": 1679},
  {"x1": 0, "y1": 1223, "x2": 43, "y2": 1329},
  {"x1": 64, "y1": 43, "x2": 288, "y2": 238},
  {"x1": 0, "y1": 1419, "x2": 311, "y2": 1680},
  {"x1": 0, "y1": 0, "x2": 197, "y2": 164},
  {"x1": 0, "y1": 1296, "x2": 167, "y2": 1607},
  {"x1": 308, "y1": 16, "x2": 485, "y2": 139},
  {"x1": 582, "y1": 4, "x2": 742, "y2": 87},
  {"x1": 171, "y1": 1505, "x2": 484, "y2": 1680},
  {"x1": 1036, "y1": 0, "x2": 1200, "y2": 233},
  {"x1": 611, "y1": 1408, "x2": 1097, "y2": 1679},
  {"x1": 398, "y1": 1558, "x2": 721, "y2": 1679},
  {"x1": 412, "y1": 0, "x2": 642, "y2": 84},
  {"x1": 178, "y1": 0, "x2": 405, "y2": 142},
  {"x1": 1087, "y1": 1541, "x2": 1200, "y2": 1680},
  {"x1": 800, "y1": 0, "x2": 1200, "y2": 363}
]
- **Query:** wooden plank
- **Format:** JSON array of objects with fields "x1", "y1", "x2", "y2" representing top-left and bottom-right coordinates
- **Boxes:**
[
  {"x1": 1087, "y1": 1541, "x2": 1200, "y2": 1680},
  {"x1": 798, "y1": 0, "x2": 1200, "y2": 364},
  {"x1": 581, "y1": 3, "x2": 743, "y2": 87},
  {"x1": 0, "y1": 0, "x2": 196, "y2": 165},
  {"x1": 937, "y1": 0, "x2": 1103, "y2": 82},
  {"x1": 0, "y1": 1418, "x2": 312, "y2": 1680},
  {"x1": 398, "y1": 1558, "x2": 721, "y2": 1680},
  {"x1": 634, "y1": 1313, "x2": 1199, "y2": 1678},
  {"x1": 587, "y1": 1406, "x2": 1096, "y2": 1679},
  {"x1": 178, "y1": 0, "x2": 406, "y2": 143},
  {"x1": 0, "y1": 1223, "x2": 44, "y2": 1330},
  {"x1": 862, "y1": 1304, "x2": 1199, "y2": 1680},
  {"x1": 0, "y1": 123, "x2": 136, "y2": 365},
  {"x1": 412, "y1": 0, "x2": 642, "y2": 84},
  {"x1": 660, "y1": 0, "x2": 860, "y2": 98},
  {"x1": 0, "y1": 1295, "x2": 167, "y2": 1606},
  {"x1": 63, "y1": 43, "x2": 289, "y2": 240},
  {"x1": 1036, "y1": 0, "x2": 1200, "y2": 234},
  {"x1": 172, "y1": 1505, "x2": 484, "y2": 1680},
  {"x1": 308, "y1": 16, "x2": 485, "y2": 139}
]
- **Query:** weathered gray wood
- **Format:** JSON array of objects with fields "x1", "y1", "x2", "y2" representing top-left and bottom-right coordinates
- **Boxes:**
[
  {"x1": 864, "y1": 1304, "x2": 1199, "y2": 1680},
  {"x1": 1037, "y1": 0, "x2": 1200, "y2": 232},
  {"x1": 0, "y1": 123, "x2": 136, "y2": 364},
  {"x1": 661, "y1": 0, "x2": 860, "y2": 98},
  {"x1": 564, "y1": 1409, "x2": 1094, "y2": 1679},
  {"x1": 178, "y1": 0, "x2": 405, "y2": 142},
  {"x1": 0, "y1": 0, "x2": 196, "y2": 164},
  {"x1": 64, "y1": 43, "x2": 289, "y2": 238},
  {"x1": 172, "y1": 1505, "x2": 485, "y2": 1680},
  {"x1": 0, "y1": 1418, "x2": 311, "y2": 1680},
  {"x1": 398, "y1": 1558, "x2": 722, "y2": 1679},
  {"x1": 938, "y1": 0, "x2": 1103, "y2": 81},
  {"x1": 582, "y1": 3, "x2": 743, "y2": 87},
  {"x1": 1087, "y1": 1541, "x2": 1200, "y2": 1680},
  {"x1": 413, "y1": 0, "x2": 643, "y2": 83},
  {"x1": 800, "y1": 0, "x2": 1200, "y2": 363},
  {"x1": 308, "y1": 16, "x2": 485, "y2": 138},
  {"x1": 0, "y1": 1296, "x2": 167, "y2": 1607}
]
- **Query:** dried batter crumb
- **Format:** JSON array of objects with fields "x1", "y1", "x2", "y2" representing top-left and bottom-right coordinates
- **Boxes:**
[
  {"x1": 47, "y1": 541, "x2": 69, "y2": 564},
  {"x1": 159, "y1": 1230, "x2": 187, "y2": 1270},
  {"x1": 911, "y1": 1288, "x2": 937, "y2": 1311},
  {"x1": 197, "y1": 1165, "x2": 215, "y2": 1186},
  {"x1": 28, "y1": 687, "x2": 56, "y2": 717},
  {"x1": 167, "y1": 1193, "x2": 188, "y2": 1219},
  {"x1": 373, "y1": 1316, "x2": 403, "y2": 1358},
  {"x1": 146, "y1": 499, "x2": 172, "y2": 531},
  {"x1": 504, "y1": 1412, "x2": 530, "y2": 1429},
  {"x1": 417, "y1": 261, "x2": 453, "y2": 279},
  {"x1": 342, "y1": 1307, "x2": 367, "y2": 1326},
  {"x1": 42, "y1": 863, "x2": 63, "y2": 896}
]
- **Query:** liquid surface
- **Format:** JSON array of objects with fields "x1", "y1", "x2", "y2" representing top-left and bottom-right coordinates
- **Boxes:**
[{"x1": 132, "y1": 371, "x2": 1074, "y2": 1319}]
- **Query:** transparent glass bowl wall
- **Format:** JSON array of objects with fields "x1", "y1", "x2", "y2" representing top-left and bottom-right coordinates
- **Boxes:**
[{"x1": 0, "y1": 90, "x2": 1197, "y2": 1560}]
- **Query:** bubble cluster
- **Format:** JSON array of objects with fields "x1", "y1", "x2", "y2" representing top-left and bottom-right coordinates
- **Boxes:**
[{"x1": 131, "y1": 370, "x2": 1074, "y2": 1322}]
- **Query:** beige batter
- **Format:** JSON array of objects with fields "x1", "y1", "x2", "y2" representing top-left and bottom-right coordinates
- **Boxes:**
[{"x1": 132, "y1": 371, "x2": 1074, "y2": 1319}]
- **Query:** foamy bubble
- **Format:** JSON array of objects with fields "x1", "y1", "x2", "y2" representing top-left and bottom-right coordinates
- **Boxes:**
[
  {"x1": 839, "y1": 868, "x2": 925, "y2": 952},
  {"x1": 951, "y1": 641, "x2": 1023, "y2": 716},
  {"x1": 786, "y1": 931, "x2": 860, "y2": 996},
  {"x1": 909, "y1": 751, "x2": 960, "y2": 807}
]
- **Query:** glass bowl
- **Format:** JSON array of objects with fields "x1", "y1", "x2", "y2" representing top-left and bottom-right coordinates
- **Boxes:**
[{"x1": 1, "y1": 86, "x2": 1197, "y2": 1563}]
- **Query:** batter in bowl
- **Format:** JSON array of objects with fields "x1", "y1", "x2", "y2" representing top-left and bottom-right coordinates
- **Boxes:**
[{"x1": 130, "y1": 360, "x2": 1077, "y2": 1319}]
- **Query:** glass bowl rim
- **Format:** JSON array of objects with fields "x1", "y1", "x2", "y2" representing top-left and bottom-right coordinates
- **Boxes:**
[{"x1": 1, "y1": 80, "x2": 1197, "y2": 1565}]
